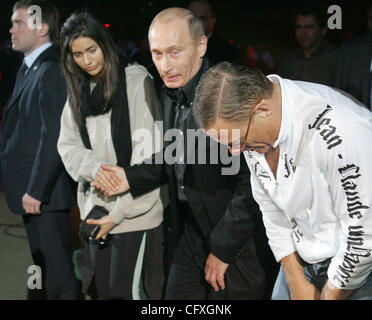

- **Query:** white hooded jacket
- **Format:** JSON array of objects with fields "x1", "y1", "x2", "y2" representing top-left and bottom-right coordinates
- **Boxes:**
[{"x1": 245, "y1": 75, "x2": 372, "y2": 290}]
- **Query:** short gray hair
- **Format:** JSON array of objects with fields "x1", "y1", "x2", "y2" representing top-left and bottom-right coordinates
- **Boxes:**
[
  {"x1": 193, "y1": 62, "x2": 273, "y2": 129},
  {"x1": 149, "y1": 7, "x2": 205, "y2": 43}
]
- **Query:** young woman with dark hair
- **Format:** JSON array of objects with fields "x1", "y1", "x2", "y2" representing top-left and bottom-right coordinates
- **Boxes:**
[{"x1": 57, "y1": 12, "x2": 167, "y2": 300}]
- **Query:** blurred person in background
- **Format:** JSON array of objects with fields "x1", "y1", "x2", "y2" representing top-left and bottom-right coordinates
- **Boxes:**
[
  {"x1": 278, "y1": 2, "x2": 338, "y2": 86},
  {"x1": 335, "y1": 3, "x2": 372, "y2": 110}
]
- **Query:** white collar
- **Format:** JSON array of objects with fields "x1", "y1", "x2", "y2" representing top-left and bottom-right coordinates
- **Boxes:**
[
  {"x1": 24, "y1": 42, "x2": 52, "y2": 69},
  {"x1": 267, "y1": 74, "x2": 293, "y2": 152}
]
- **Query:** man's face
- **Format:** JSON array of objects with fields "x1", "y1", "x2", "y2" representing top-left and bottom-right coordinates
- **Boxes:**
[
  {"x1": 295, "y1": 15, "x2": 325, "y2": 50},
  {"x1": 206, "y1": 114, "x2": 274, "y2": 156},
  {"x1": 10, "y1": 7, "x2": 39, "y2": 55},
  {"x1": 149, "y1": 18, "x2": 207, "y2": 89},
  {"x1": 187, "y1": 1, "x2": 216, "y2": 35}
]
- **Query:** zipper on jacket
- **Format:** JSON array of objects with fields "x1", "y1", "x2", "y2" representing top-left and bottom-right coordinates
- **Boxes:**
[{"x1": 275, "y1": 182, "x2": 279, "y2": 195}]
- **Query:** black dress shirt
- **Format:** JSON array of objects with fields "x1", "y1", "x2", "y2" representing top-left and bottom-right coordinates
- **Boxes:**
[{"x1": 162, "y1": 59, "x2": 209, "y2": 202}]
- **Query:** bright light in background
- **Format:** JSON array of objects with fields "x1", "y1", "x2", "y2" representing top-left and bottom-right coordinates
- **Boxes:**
[{"x1": 104, "y1": 23, "x2": 110, "y2": 28}]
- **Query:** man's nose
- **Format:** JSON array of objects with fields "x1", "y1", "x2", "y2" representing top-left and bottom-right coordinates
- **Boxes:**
[
  {"x1": 297, "y1": 27, "x2": 306, "y2": 34},
  {"x1": 229, "y1": 146, "x2": 243, "y2": 156},
  {"x1": 161, "y1": 56, "x2": 172, "y2": 73}
]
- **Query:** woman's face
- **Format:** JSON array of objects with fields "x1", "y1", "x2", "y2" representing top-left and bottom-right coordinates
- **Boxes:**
[{"x1": 71, "y1": 36, "x2": 105, "y2": 82}]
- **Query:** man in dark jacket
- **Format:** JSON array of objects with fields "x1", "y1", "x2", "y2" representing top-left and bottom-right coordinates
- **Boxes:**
[
  {"x1": 92, "y1": 7, "x2": 272, "y2": 300},
  {"x1": 0, "y1": 0, "x2": 78, "y2": 299},
  {"x1": 278, "y1": 2, "x2": 338, "y2": 86},
  {"x1": 335, "y1": 4, "x2": 372, "y2": 109}
]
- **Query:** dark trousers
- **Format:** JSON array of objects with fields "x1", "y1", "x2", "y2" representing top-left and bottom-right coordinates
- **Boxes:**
[
  {"x1": 165, "y1": 223, "x2": 226, "y2": 300},
  {"x1": 165, "y1": 202, "x2": 266, "y2": 300},
  {"x1": 88, "y1": 230, "x2": 145, "y2": 300},
  {"x1": 22, "y1": 210, "x2": 79, "y2": 300}
]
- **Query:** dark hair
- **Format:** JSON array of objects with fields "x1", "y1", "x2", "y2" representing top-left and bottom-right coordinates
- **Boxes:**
[
  {"x1": 193, "y1": 62, "x2": 273, "y2": 129},
  {"x1": 13, "y1": 0, "x2": 60, "y2": 44},
  {"x1": 60, "y1": 11, "x2": 128, "y2": 125},
  {"x1": 294, "y1": 2, "x2": 327, "y2": 29},
  {"x1": 187, "y1": 0, "x2": 217, "y2": 16}
]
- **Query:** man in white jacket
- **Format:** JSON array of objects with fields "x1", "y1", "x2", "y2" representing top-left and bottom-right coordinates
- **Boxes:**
[{"x1": 192, "y1": 61, "x2": 372, "y2": 300}]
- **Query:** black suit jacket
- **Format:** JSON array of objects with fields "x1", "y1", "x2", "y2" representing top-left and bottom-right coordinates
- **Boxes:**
[
  {"x1": 335, "y1": 32, "x2": 372, "y2": 108},
  {"x1": 0, "y1": 45, "x2": 76, "y2": 214},
  {"x1": 125, "y1": 60, "x2": 261, "y2": 265}
]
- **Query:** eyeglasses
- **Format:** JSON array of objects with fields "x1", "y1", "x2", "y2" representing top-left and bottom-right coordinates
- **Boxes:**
[{"x1": 228, "y1": 109, "x2": 254, "y2": 154}]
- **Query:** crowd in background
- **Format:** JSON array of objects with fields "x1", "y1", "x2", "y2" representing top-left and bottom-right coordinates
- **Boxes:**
[{"x1": 1, "y1": 0, "x2": 371, "y2": 115}]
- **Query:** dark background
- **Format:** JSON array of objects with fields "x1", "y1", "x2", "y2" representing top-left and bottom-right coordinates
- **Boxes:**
[{"x1": 0, "y1": 0, "x2": 371, "y2": 71}]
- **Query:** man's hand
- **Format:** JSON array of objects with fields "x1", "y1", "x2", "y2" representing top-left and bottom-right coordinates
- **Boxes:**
[
  {"x1": 320, "y1": 280, "x2": 353, "y2": 300},
  {"x1": 281, "y1": 252, "x2": 320, "y2": 300},
  {"x1": 86, "y1": 215, "x2": 117, "y2": 240},
  {"x1": 290, "y1": 280, "x2": 321, "y2": 300},
  {"x1": 204, "y1": 253, "x2": 229, "y2": 292},
  {"x1": 22, "y1": 193, "x2": 41, "y2": 214},
  {"x1": 91, "y1": 164, "x2": 129, "y2": 196}
]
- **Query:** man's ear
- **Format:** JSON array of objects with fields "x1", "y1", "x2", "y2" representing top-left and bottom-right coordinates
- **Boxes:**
[
  {"x1": 254, "y1": 99, "x2": 272, "y2": 118},
  {"x1": 36, "y1": 22, "x2": 49, "y2": 39},
  {"x1": 199, "y1": 34, "x2": 208, "y2": 58},
  {"x1": 321, "y1": 26, "x2": 327, "y2": 38}
]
